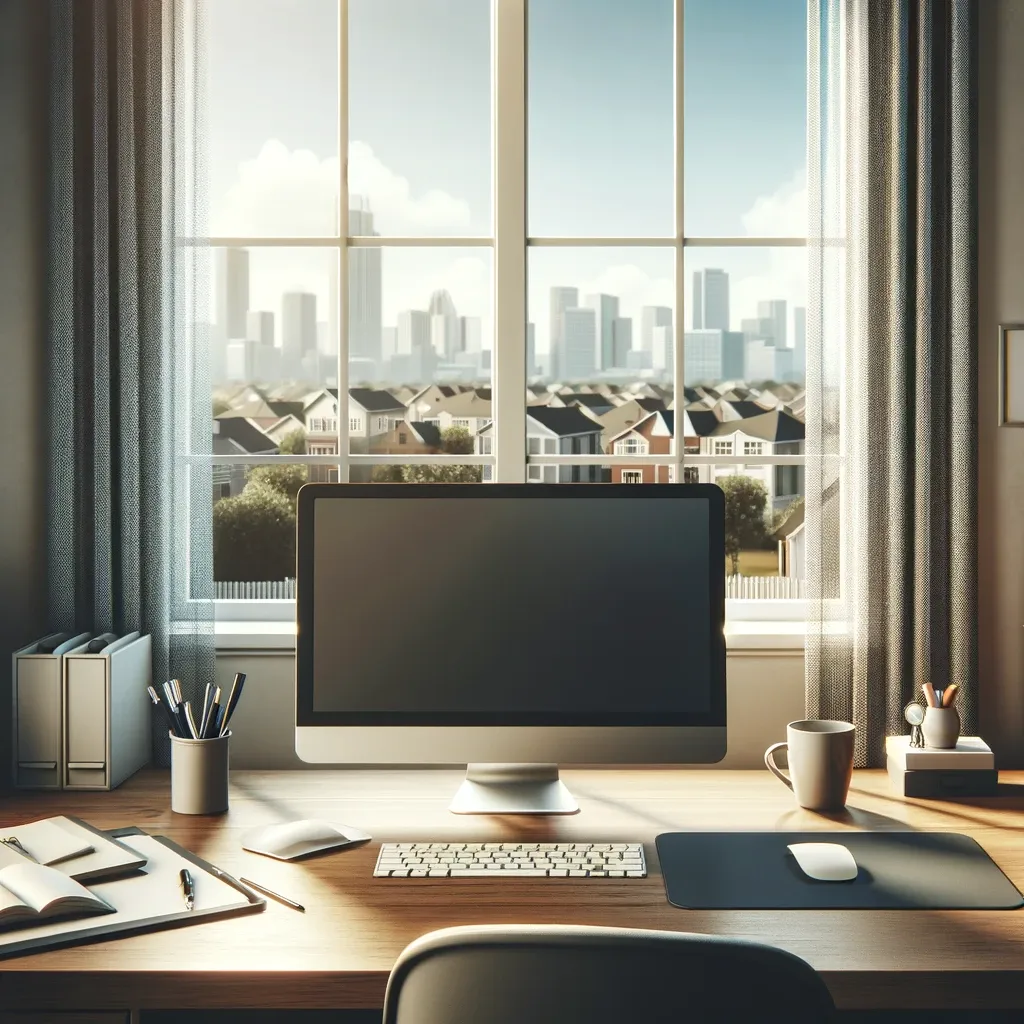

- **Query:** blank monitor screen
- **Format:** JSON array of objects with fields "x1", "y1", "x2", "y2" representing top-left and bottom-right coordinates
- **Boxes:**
[{"x1": 298, "y1": 485, "x2": 725, "y2": 728}]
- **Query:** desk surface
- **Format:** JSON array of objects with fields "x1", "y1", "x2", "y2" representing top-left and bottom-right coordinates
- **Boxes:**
[{"x1": 2, "y1": 768, "x2": 1024, "y2": 1013}]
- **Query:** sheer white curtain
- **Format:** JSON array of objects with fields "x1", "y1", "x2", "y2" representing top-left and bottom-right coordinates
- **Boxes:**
[{"x1": 805, "y1": 0, "x2": 977, "y2": 766}]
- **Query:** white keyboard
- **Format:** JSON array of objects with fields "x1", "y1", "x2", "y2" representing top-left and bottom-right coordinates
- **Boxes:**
[{"x1": 374, "y1": 842, "x2": 646, "y2": 878}]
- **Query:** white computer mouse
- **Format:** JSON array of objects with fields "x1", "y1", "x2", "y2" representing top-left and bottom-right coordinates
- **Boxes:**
[
  {"x1": 242, "y1": 819, "x2": 372, "y2": 861},
  {"x1": 787, "y1": 842, "x2": 858, "y2": 882}
]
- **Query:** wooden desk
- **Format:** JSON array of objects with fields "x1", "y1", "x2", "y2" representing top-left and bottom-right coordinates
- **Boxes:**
[{"x1": 1, "y1": 768, "x2": 1024, "y2": 1017}]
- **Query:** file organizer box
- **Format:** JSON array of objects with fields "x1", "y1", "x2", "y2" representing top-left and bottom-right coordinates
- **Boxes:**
[
  {"x1": 62, "y1": 632, "x2": 153, "y2": 790},
  {"x1": 12, "y1": 633, "x2": 92, "y2": 789}
]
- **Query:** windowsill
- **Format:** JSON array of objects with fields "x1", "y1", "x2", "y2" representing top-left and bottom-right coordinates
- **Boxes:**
[{"x1": 212, "y1": 619, "x2": 810, "y2": 652}]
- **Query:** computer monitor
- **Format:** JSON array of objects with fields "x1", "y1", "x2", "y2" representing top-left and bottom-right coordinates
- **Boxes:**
[{"x1": 295, "y1": 483, "x2": 726, "y2": 814}]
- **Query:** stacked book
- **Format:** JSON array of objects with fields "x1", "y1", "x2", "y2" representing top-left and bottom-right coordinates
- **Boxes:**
[{"x1": 886, "y1": 736, "x2": 997, "y2": 797}]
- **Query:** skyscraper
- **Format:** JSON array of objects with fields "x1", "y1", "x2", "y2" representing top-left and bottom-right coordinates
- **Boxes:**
[
  {"x1": 757, "y1": 299, "x2": 787, "y2": 347},
  {"x1": 549, "y1": 286, "x2": 579, "y2": 382},
  {"x1": 792, "y1": 306, "x2": 807, "y2": 381},
  {"x1": 584, "y1": 293, "x2": 619, "y2": 370},
  {"x1": 216, "y1": 248, "x2": 249, "y2": 340},
  {"x1": 428, "y1": 289, "x2": 460, "y2": 361},
  {"x1": 561, "y1": 307, "x2": 597, "y2": 380},
  {"x1": 282, "y1": 292, "x2": 318, "y2": 376},
  {"x1": 459, "y1": 316, "x2": 482, "y2": 355},
  {"x1": 395, "y1": 309, "x2": 434, "y2": 381},
  {"x1": 652, "y1": 325, "x2": 674, "y2": 376},
  {"x1": 684, "y1": 331, "x2": 723, "y2": 383},
  {"x1": 246, "y1": 310, "x2": 274, "y2": 347},
  {"x1": 692, "y1": 269, "x2": 730, "y2": 330},
  {"x1": 349, "y1": 204, "x2": 382, "y2": 367},
  {"x1": 611, "y1": 317, "x2": 633, "y2": 368},
  {"x1": 641, "y1": 306, "x2": 672, "y2": 352}
]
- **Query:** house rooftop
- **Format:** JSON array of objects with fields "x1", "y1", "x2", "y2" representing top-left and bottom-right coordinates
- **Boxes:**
[
  {"x1": 349, "y1": 387, "x2": 408, "y2": 413},
  {"x1": 527, "y1": 406, "x2": 603, "y2": 437}
]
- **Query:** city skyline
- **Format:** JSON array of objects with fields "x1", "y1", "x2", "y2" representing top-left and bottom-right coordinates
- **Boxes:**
[{"x1": 210, "y1": 243, "x2": 803, "y2": 387}]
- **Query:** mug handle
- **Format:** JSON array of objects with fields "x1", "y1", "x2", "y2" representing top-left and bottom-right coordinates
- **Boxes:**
[{"x1": 764, "y1": 741, "x2": 793, "y2": 790}]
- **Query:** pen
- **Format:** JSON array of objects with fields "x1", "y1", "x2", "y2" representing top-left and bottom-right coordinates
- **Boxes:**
[
  {"x1": 162, "y1": 681, "x2": 189, "y2": 737},
  {"x1": 1, "y1": 837, "x2": 38, "y2": 862},
  {"x1": 148, "y1": 685, "x2": 181, "y2": 737},
  {"x1": 239, "y1": 876, "x2": 304, "y2": 912},
  {"x1": 183, "y1": 701, "x2": 201, "y2": 740},
  {"x1": 179, "y1": 867, "x2": 195, "y2": 911},
  {"x1": 922, "y1": 682, "x2": 938, "y2": 708},
  {"x1": 942, "y1": 683, "x2": 959, "y2": 707},
  {"x1": 220, "y1": 673, "x2": 246, "y2": 736},
  {"x1": 203, "y1": 687, "x2": 222, "y2": 739},
  {"x1": 199, "y1": 682, "x2": 213, "y2": 737}
]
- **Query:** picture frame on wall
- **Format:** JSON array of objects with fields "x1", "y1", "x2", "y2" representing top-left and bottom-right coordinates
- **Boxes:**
[{"x1": 998, "y1": 324, "x2": 1024, "y2": 427}]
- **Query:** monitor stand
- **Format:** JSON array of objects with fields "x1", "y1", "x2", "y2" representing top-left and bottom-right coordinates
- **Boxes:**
[{"x1": 449, "y1": 763, "x2": 580, "y2": 815}]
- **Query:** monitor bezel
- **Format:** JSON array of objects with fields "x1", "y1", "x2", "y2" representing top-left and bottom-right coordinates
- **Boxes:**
[{"x1": 295, "y1": 483, "x2": 726, "y2": 729}]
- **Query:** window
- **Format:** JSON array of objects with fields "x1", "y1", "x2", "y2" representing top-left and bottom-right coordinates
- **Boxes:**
[
  {"x1": 398, "y1": 433, "x2": 407, "y2": 445},
  {"x1": 195, "y1": 0, "x2": 807, "y2": 617},
  {"x1": 614, "y1": 436, "x2": 647, "y2": 456},
  {"x1": 622, "y1": 470, "x2": 644, "y2": 484},
  {"x1": 683, "y1": 466, "x2": 700, "y2": 484}
]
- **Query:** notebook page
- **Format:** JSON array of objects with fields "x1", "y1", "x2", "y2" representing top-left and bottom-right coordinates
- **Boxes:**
[{"x1": 0, "y1": 863, "x2": 106, "y2": 914}]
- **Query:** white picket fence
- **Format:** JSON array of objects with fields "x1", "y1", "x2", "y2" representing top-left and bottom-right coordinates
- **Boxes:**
[
  {"x1": 215, "y1": 576, "x2": 803, "y2": 601},
  {"x1": 726, "y1": 575, "x2": 806, "y2": 599},
  {"x1": 215, "y1": 579, "x2": 296, "y2": 600}
]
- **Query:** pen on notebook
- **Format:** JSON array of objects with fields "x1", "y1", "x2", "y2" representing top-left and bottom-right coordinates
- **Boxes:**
[
  {"x1": 0, "y1": 837, "x2": 38, "y2": 862},
  {"x1": 178, "y1": 867, "x2": 195, "y2": 911},
  {"x1": 239, "y1": 877, "x2": 304, "y2": 912}
]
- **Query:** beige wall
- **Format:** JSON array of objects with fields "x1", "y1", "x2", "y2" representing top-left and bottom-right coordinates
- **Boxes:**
[
  {"x1": 978, "y1": 0, "x2": 1024, "y2": 766},
  {"x1": 216, "y1": 651, "x2": 805, "y2": 770}
]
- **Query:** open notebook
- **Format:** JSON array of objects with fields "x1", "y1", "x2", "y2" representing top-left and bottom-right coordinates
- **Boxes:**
[
  {"x1": 0, "y1": 861, "x2": 113, "y2": 930},
  {"x1": 0, "y1": 816, "x2": 145, "y2": 882},
  {"x1": 0, "y1": 833, "x2": 263, "y2": 959}
]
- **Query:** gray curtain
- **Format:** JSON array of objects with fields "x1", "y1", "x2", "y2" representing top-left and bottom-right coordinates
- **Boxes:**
[
  {"x1": 46, "y1": 0, "x2": 213, "y2": 766},
  {"x1": 806, "y1": 0, "x2": 977, "y2": 766}
]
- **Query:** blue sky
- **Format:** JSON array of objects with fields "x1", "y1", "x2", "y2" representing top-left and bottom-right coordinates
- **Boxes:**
[{"x1": 202, "y1": 0, "x2": 807, "y2": 358}]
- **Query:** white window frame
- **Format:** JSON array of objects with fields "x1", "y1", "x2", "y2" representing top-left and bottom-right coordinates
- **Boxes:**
[
  {"x1": 199, "y1": 0, "x2": 808, "y2": 632},
  {"x1": 714, "y1": 440, "x2": 734, "y2": 456},
  {"x1": 621, "y1": 470, "x2": 644, "y2": 484},
  {"x1": 614, "y1": 436, "x2": 647, "y2": 456},
  {"x1": 743, "y1": 440, "x2": 764, "y2": 456}
]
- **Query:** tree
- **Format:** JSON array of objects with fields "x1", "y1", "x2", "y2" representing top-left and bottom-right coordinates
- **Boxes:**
[
  {"x1": 279, "y1": 429, "x2": 307, "y2": 456},
  {"x1": 719, "y1": 475, "x2": 769, "y2": 575},
  {"x1": 246, "y1": 464, "x2": 308, "y2": 506},
  {"x1": 213, "y1": 484, "x2": 296, "y2": 582},
  {"x1": 373, "y1": 425, "x2": 483, "y2": 483}
]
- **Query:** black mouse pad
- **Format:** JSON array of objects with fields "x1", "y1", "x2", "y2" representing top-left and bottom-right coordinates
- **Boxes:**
[{"x1": 655, "y1": 831, "x2": 1024, "y2": 910}]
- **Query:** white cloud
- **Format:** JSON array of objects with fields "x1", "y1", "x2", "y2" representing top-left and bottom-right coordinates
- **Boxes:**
[
  {"x1": 211, "y1": 139, "x2": 472, "y2": 237},
  {"x1": 741, "y1": 169, "x2": 808, "y2": 238}
]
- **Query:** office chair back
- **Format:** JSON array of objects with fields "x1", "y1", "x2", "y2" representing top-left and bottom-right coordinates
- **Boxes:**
[{"x1": 383, "y1": 924, "x2": 835, "y2": 1024}]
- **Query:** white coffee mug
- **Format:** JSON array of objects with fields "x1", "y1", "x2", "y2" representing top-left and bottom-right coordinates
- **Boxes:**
[{"x1": 764, "y1": 719, "x2": 855, "y2": 811}]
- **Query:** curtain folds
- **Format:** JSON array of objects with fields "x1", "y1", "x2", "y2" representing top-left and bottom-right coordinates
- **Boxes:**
[
  {"x1": 46, "y1": 0, "x2": 213, "y2": 767},
  {"x1": 806, "y1": 0, "x2": 978, "y2": 766}
]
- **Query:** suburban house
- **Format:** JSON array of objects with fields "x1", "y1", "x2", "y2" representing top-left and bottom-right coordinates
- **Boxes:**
[
  {"x1": 419, "y1": 388, "x2": 493, "y2": 437},
  {"x1": 406, "y1": 384, "x2": 462, "y2": 423},
  {"x1": 373, "y1": 421, "x2": 443, "y2": 456},
  {"x1": 692, "y1": 408, "x2": 806, "y2": 511},
  {"x1": 349, "y1": 388, "x2": 409, "y2": 452},
  {"x1": 607, "y1": 410, "x2": 676, "y2": 484},
  {"x1": 773, "y1": 498, "x2": 805, "y2": 579},
  {"x1": 596, "y1": 397, "x2": 667, "y2": 453},
  {"x1": 477, "y1": 407, "x2": 604, "y2": 483},
  {"x1": 211, "y1": 417, "x2": 278, "y2": 501}
]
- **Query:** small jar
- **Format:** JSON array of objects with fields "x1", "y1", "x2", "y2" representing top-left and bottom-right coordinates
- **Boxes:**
[{"x1": 921, "y1": 706, "x2": 960, "y2": 749}]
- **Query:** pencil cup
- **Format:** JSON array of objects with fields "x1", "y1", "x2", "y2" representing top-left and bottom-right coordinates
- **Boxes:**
[
  {"x1": 170, "y1": 731, "x2": 230, "y2": 814},
  {"x1": 921, "y1": 707, "x2": 960, "y2": 749}
]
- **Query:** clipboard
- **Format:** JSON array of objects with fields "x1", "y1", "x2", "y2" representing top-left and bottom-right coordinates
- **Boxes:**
[{"x1": 0, "y1": 832, "x2": 264, "y2": 959}]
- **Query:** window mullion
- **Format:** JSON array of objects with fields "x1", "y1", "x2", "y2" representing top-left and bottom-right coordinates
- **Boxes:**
[
  {"x1": 674, "y1": 0, "x2": 685, "y2": 477},
  {"x1": 336, "y1": 0, "x2": 350, "y2": 481},
  {"x1": 493, "y1": 0, "x2": 527, "y2": 483}
]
